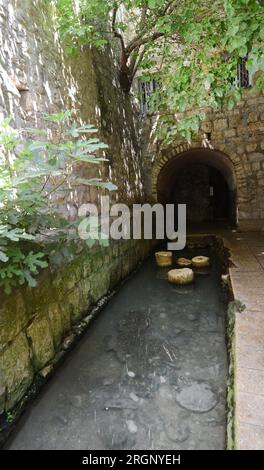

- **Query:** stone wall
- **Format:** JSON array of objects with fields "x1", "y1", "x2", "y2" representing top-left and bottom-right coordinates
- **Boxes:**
[
  {"x1": 0, "y1": 238, "x2": 153, "y2": 414},
  {"x1": 0, "y1": 0, "x2": 151, "y2": 417},
  {"x1": 143, "y1": 88, "x2": 264, "y2": 231},
  {"x1": 0, "y1": 0, "x2": 144, "y2": 213}
]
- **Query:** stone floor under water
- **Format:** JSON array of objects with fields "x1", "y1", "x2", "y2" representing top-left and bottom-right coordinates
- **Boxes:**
[{"x1": 6, "y1": 250, "x2": 227, "y2": 450}]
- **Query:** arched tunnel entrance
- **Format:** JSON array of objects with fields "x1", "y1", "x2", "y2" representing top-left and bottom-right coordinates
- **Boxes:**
[{"x1": 157, "y1": 148, "x2": 237, "y2": 227}]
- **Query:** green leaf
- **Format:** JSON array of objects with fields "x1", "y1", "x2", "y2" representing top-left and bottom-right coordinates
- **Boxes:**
[{"x1": 0, "y1": 250, "x2": 8, "y2": 262}]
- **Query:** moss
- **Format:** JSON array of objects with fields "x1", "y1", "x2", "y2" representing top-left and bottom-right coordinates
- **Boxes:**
[
  {"x1": 0, "y1": 333, "x2": 33, "y2": 412},
  {"x1": 26, "y1": 317, "x2": 55, "y2": 371},
  {"x1": 226, "y1": 301, "x2": 237, "y2": 450},
  {"x1": 0, "y1": 237, "x2": 152, "y2": 443}
]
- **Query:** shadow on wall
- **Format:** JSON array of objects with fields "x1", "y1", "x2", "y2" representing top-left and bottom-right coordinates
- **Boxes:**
[
  {"x1": 157, "y1": 148, "x2": 237, "y2": 227},
  {"x1": 0, "y1": 0, "x2": 145, "y2": 216}
]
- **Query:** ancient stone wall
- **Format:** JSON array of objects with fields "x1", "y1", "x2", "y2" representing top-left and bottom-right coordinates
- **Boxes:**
[
  {"x1": 0, "y1": 0, "x2": 150, "y2": 416},
  {"x1": 0, "y1": 238, "x2": 153, "y2": 414},
  {"x1": 0, "y1": 0, "x2": 144, "y2": 214},
  {"x1": 143, "y1": 88, "x2": 264, "y2": 231}
]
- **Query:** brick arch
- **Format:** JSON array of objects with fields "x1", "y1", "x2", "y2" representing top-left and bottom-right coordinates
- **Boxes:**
[
  {"x1": 151, "y1": 143, "x2": 244, "y2": 200},
  {"x1": 150, "y1": 144, "x2": 245, "y2": 225}
]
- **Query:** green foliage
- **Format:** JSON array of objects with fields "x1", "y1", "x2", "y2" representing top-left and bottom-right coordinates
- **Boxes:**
[
  {"x1": 55, "y1": 0, "x2": 109, "y2": 53},
  {"x1": 55, "y1": 0, "x2": 264, "y2": 140},
  {"x1": 0, "y1": 112, "x2": 116, "y2": 294}
]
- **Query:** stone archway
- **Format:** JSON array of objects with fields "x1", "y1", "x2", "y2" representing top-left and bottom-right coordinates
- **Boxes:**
[{"x1": 154, "y1": 147, "x2": 237, "y2": 225}]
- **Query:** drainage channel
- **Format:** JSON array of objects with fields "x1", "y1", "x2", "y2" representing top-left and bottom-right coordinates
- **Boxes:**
[{"x1": 6, "y1": 245, "x2": 228, "y2": 450}]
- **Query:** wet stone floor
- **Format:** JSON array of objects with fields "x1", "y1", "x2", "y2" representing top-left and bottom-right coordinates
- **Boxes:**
[{"x1": 7, "y1": 249, "x2": 228, "y2": 450}]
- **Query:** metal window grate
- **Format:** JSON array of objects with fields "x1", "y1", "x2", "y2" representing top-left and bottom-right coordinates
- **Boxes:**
[
  {"x1": 236, "y1": 57, "x2": 251, "y2": 88},
  {"x1": 139, "y1": 80, "x2": 156, "y2": 113}
]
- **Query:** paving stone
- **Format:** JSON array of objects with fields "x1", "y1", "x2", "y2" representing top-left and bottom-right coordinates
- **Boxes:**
[
  {"x1": 237, "y1": 421, "x2": 264, "y2": 450},
  {"x1": 236, "y1": 391, "x2": 264, "y2": 427},
  {"x1": 237, "y1": 368, "x2": 264, "y2": 396},
  {"x1": 175, "y1": 382, "x2": 218, "y2": 413}
]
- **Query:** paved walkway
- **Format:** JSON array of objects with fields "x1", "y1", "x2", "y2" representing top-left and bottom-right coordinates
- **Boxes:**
[
  {"x1": 189, "y1": 227, "x2": 264, "y2": 449},
  {"x1": 223, "y1": 231, "x2": 264, "y2": 450}
]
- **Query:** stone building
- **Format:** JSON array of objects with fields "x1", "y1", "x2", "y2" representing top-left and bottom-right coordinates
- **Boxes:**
[{"x1": 141, "y1": 88, "x2": 264, "y2": 231}]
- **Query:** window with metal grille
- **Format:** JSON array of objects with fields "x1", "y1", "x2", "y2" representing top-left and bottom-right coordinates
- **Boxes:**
[
  {"x1": 139, "y1": 79, "x2": 156, "y2": 113},
  {"x1": 236, "y1": 57, "x2": 251, "y2": 88}
]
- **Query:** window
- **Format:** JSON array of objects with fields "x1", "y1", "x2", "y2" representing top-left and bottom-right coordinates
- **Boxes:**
[
  {"x1": 139, "y1": 79, "x2": 156, "y2": 114},
  {"x1": 236, "y1": 57, "x2": 251, "y2": 89}
]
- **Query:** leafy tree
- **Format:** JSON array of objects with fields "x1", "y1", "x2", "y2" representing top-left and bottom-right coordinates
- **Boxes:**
[
  {"x1": 55, "y1": 0, "x2": 264, "y2": 139},
  {"x1": 0, "y1": 112, "x2": 116, "y2": 293}
]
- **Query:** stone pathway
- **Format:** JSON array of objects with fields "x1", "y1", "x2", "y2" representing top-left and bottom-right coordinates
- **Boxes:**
[
  {"x1": 188, "y1": 227, "x2": 264, "y2": 449},
  {"x1": 223, "y1": 230, "x2": 264, "y2": 450},
  {"x1": 6, "y1": 251, "x2": 227, "y2": 450}
]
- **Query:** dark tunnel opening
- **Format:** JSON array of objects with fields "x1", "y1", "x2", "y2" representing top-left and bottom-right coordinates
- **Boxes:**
[{"x1": 157, "y1": 149, "x2": 237, "y2": 229}]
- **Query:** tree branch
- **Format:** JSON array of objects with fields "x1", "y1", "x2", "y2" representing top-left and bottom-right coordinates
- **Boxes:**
[
  {"x1": 130, "y1": 48, "x2": 146, "y2": 81},
  {"x1": 125, "y1": 1, "x2": 179, "y2": 55},
  {"x1": 163, "y1": 0, "x2": 178, "y2": 15},
  {"x1": 112, "y1": 6, "x2": 126, "y2": 53},
  {"x1": 126, "y1": 31, "x2": 164, "y2": 55}
]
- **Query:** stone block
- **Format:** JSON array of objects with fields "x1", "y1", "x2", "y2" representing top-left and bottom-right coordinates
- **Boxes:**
[
  {"x1": 90, "y1": 269, "x2": 110, "y2": 304},
  {"x1": 68, "y1": 286, "x2": 89, "y2": 324},
  {"x1": 20, "y1": 91, "x2": 35, "y2": 112},
  {"x1": 252, "y1": 162, "x2": 261, "y2": 171},
  {"x1": 224, "y1": 129, "x2": 237, "y2": 138},
  {"x1": 211, "y1": 131, "x2": 223, "y2": 140},
  {"x1": 214, "y1": 118, "x2": 228, "y2": 131},
  {"x1": 246, "y1": 144, "x2": 257, "y2": 152},
  {"x1": 200, "y1": 121, "x2": 212, "y2": 133},
  {"x1": 67, "y1": 288, "x2": 80, "y2": 323},
  {"x1": 0, "y1": 370, "x2": 5, "y2": 414},
  {"x1": 48, "y1": 303, "x2": 64, "y2": 350},
  {"x1": 236, "y1": 145, "x2": 246, "y2": 155},
  {"x1": 82, "y1": 253, "x2": 93, "y2": 277},
  {"x1": 91, "y1": 252, "x2": 104, "y2": 271},
  {"x1": 248, "y1": 122, "x2": 264, "y2": 132},
  {"x1": 0, "y1": 333, "x2": 33, "y2": 411},
  {"x1": 32, "y1": 271, "x2": 56, "y2": 311},
  {"x1": 247, "y1": 112, "x2": 258, "y2": 123},
  {"x1": 0, "y1": 293, "x2": 26, "y2": 353},
  {"x1": 229, "y1": 114, "x2": 244, "y2": 128},
  {"x1": 59, "y1": 302, "x2": 72, "y2": 336},
  {"x1": 248, "y1": 152, "x2": 264, "y2": 163},
  {"x1": 27, "y1": 317, "x2": 55, "y2": 370}
]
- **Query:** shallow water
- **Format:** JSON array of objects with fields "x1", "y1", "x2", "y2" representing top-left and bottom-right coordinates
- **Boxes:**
[{"x1": 7, "y1": 249, "x2": 228, "y2": 450}]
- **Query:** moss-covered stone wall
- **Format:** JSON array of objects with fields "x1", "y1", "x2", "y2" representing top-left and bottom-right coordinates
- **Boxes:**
[
  {"x1": 0, "y1": 239, "x2": 153, "y2": 414},
  {"x1": 0, "y1": 0, "x2": 152, "y2": 418}
]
